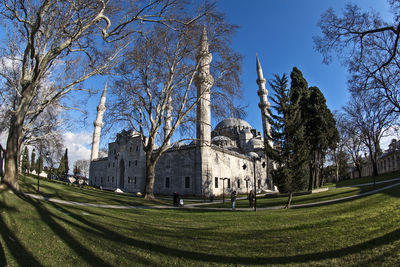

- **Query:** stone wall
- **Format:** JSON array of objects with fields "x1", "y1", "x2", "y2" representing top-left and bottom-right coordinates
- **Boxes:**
[
  {"x1": 89, "y1": 138, "x2": 270, "y2": 197},
  {"x1": 89, "y1": 134, "x2": 146, "y2": 193},
  {"x1": 154, "y1": 145, "x2": 198, "y2": 195}
]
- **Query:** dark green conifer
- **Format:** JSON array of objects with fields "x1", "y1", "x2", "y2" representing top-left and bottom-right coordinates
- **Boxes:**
[{"x1": 21, "y1": 147, "x2": 30, "y2": 174}]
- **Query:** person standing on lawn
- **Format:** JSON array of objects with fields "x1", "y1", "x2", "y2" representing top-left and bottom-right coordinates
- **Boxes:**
[
  {"x1": 248, "y1": 190, "x2": 255, "y2": 208},
  {"x1": 231, "y1": 190, "x2": 237, "y2": 210}
]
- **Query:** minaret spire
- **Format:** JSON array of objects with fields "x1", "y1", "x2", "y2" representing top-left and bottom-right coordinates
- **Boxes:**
[
  {"x1": 256, "y1": 55, "x2": 272, "y2": 148},
  {"x1": 256, "y1": 53, "x2": 264, "y2": 80},
  {"x1": 195, "y1": 26, "x2": 214, "y2": 145},
  {"x1": 90, "y1": 82, "x2": 107, "y2": 161}
]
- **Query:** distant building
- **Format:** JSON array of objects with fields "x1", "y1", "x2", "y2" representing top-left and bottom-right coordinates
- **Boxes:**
[
  {"x1": 89, "y1": 28, "x2": 274, "y2": 196},
  {"x1": 350, "y1": 139, "x2": 400, "y2": 178}
]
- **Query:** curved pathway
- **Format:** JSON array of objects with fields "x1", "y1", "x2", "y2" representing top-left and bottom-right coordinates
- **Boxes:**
[{"x1": 23, "y1": 178, "x2": 400, "y2": 211}]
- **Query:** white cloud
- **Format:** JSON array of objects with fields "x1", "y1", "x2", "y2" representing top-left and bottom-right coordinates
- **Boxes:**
[
  {"x1": 62, "y1": 131, "x2": 92, "y2": 173},
  {"x1": 0, "y1": 131, "x2": 7, "y2": 148}
]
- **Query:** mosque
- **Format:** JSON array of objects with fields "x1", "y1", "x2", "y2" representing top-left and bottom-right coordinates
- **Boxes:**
[{"x1": 89, "y1": 28, "x2": 274, "y2": 196}]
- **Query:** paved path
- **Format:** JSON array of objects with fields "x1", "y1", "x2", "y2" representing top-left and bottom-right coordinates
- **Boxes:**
[{"x1": 23, "y1": 178, "x2": 400, "y2": 211}]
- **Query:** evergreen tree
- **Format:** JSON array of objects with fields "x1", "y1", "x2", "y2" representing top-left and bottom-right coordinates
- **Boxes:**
[
  {"x1": 58, "y1": 155, "x2": 65, "y2": 177},
  {"x1": 288, "y1": 67, "x2": 339, "y2": 190},
  {"x1": 36, "y1": 156, "x2": 43, "y2": 174},
  {"x1": 30, "y1": 150, "x2": 36, "y2": 173},
  {"x1": 267, "y1": 73, "x2": 308, "y2": 208},
  {"x1": 304, "y1": 86, "x2": 339, "y2": 189},
  {"x1": 21, "y1": 147, "x2": 30, "y2": 174},
  {"x1": 64, "y1": 149, "x2": 69, "y2": 176}
]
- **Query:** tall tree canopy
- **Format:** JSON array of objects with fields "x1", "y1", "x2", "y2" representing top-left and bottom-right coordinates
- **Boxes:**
[
  {"x1": 267, "y1": 68, "x2": 338, "y2": 207},
  {"x1": 0, "y1": 0, "x2": 205, "y2": 191},
  {"x1": 314, "y1": 1, "x2": 400, "y2": 112},
  {"x1": 267, "y1": 73, "x2": 308, "y2": 208},
  {"x1": 107, "y1": 6, "x2": 243, "y2": 199},
  {"x1": 343, "y1": 91, "x2": 397, "y2": 181}
]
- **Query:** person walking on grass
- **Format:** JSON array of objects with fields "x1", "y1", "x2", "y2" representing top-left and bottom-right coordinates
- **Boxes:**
[
  {"x1": 231, "y1": 190, "x2": 237, "y2": 210},
  {"x1": 248, "y1": 190, "x2": 255, "y2": 208}
]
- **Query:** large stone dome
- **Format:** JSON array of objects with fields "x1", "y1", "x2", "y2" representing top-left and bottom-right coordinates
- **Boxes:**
[{"x1": 214, "y1": 118, "x2": 252, "y2": 130}]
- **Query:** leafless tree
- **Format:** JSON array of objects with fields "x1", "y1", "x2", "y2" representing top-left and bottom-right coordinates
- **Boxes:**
[
  {"x1": 314, "y1": 1, "x2": 400, "y2": 112},
  {"x1": 343, "y1": 91, "x2": 397, "y2": 182},
  {"x1": 0, "y1": 0, "x2": 202, "y2": 191},
  {"x1": 0, "y1": 55, "x2": 65, "y2": 171},
  {"x1": 337, "y1": 112, "x2": 367, "y2": 179},
  {"x1": 74, "y1": 159, "x2": 90, "y2": 178},
  {"x1": 107, "y1": 10, "x2": 243, "y2": 199}
]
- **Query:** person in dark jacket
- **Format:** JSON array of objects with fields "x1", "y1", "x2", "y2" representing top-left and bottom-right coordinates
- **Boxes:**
[
  {"x1": 248, "y1": 190, "x2": 255, "y2": 208},
  {"x1": 173, "y1": 192, "x2": 179, "y2": 206}
]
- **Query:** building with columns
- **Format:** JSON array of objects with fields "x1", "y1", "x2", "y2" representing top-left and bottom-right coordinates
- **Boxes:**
[{"x1": 89, "y1": 29, "x2": 274, "y2": 196}]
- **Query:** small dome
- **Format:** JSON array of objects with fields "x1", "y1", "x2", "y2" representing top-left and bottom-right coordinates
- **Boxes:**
[
  {"x1": 215, "y1": 118, "x2": 252, "y2": 130},
  {"x1": 247, "y1": 138, "x2": 264, "y2": 148},
  {"x1": 212, "y1": 136, "x2": 232, "y2": 142},
  {"x1": 247, "y1": 152, "x2": 259, "y2": 159},
  {"x1": 212, "y1": 135, "x2": 233, "y2": 148},
  {"x1": 172, "y1": 141, "x2": 186, "y2": 148}
]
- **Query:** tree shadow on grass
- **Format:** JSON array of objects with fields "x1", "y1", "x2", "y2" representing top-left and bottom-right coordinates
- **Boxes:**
[
  {"x1": 17, "y1": 194, "x2": 156, "y2": 266},
  {"x1": 0, "y1": 200, "x2": 41, "y2": 266},
  {"x1": 21, "y1": 195, "x2": 400, "y2": 266}
]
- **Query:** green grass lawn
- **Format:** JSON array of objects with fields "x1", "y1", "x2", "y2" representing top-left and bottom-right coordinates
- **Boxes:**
[
  {"x1": 19, "y1": 175, "x2": 176, "y2": 206},
  {"x1": 326, "y1": 171, "x2": 400, "y2": 187},
  {"x1": 204, "y1": 176, "x2": 400, "y2": 209},
  {"x1": 1, "y1": 174, "x2": 400, "y2": 266}
]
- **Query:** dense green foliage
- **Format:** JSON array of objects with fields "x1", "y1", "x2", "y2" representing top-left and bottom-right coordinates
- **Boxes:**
[
  {"x1": 21, "y1": 147, "x2": 30, "y2": 174},
  {"x1": 267, "y1": 72, "x2": 308, "y2": 207},
  {"x1": 58, "y1": 149, "x2": 69, "y2": 177},
  {"x1": 30, "y1": 149, "x2": 36, "y2": 173},
  {"x1": 36, "y1": 156, "x2": 43, "y2": 174},
  {"x1": 267, "y1": 68, "x2": 338, "y2": 205},
  {"x1": 305, "y1": 86, "x2": 338, "y2": 189}
]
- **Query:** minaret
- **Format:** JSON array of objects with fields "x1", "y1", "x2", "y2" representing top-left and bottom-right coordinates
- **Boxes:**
[
  {"x1": 164, "y1": 94, "x2": 172, "y2": 145},
  {"x1": 195, "y1": 27, "x2": 214, "y2": 146},
  {"x1": 256, "y1": 55, "x2": 272, "y2": 147},
  {"x1": 90, "y1": 82, "x2": 107, "y2": 161},
  {"x1": 194, "y1": 27, "x2": 214, "y2": 196}
]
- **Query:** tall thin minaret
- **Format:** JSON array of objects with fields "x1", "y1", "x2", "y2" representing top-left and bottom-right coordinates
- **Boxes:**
[
  {"x1": 256, "y1": 55, "x2": 272, "y2": 147},
  {"x1": 164, "y1": 94, "x2": 172, "y2": 145},
  {"x1": 195, "y1": 27, "x2": 214, "y2": 145},
  {"x1": 90, "y1": 82, "x2": 107, "y2": 161}
]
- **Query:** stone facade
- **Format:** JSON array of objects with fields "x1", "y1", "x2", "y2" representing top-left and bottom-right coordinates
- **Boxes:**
[
  {"x1": 350, "y1": 139, "x2": 400, "y2": 178},
  {"x1": 89, "y1": 28, "x2": 273, "y2": 196},
  {"x1": 90, "y1": 127, "x2": 271, "y2": 196}
]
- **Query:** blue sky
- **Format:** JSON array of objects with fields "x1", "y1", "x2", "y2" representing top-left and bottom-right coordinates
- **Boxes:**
[
  {"x1": 77, "y1": 0, "x2": 393, "y2": 163},
  {"x1": 215, "y1": 0, "x2": 391, "y2": 132}
]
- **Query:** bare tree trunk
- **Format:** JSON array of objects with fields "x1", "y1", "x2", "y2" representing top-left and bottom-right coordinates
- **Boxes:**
[
  {"x1": 334, "y1": 150, "x2": 339, "y2": 182},
  {"x1": 369, "y1": 149, "x2": 378, "y2": 184},
  {"x1": 356, "y1": 165, "x2": 362, "y2": 179},
  {"x1": 144, "y1": 157, "x2": 156, "y2": 200},
  {"x1": 4, "y1": 124, "x2": 21, "y2": 191},
  {"x1": 319, "y1": 156, "x2": 324, "y2": 188},
  {"x1": 308, "y1": 162, "x2": 314, "y2": 191},
  {"x1": 371, "y1": 158, "x2": 378, "y2": 185},
  {"x1": 285, "y1": 191, "x2": 293, "y2": 209}
]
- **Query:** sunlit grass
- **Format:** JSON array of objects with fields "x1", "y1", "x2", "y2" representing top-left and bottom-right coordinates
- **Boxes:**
[{"x1": 1, "y1": 177, "x2": 400, "y2": 266}]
